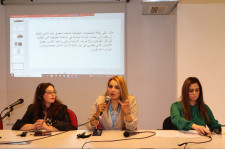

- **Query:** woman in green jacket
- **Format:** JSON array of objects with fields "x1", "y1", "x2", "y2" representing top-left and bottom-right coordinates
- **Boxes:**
[{"x1": 171, "y1": 77, "x2": 221, "y2": 136}]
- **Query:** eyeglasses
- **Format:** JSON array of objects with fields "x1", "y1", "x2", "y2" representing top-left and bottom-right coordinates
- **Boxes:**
[{"x1": 45, "y1": 91, "x2": 57, "y2": 95}]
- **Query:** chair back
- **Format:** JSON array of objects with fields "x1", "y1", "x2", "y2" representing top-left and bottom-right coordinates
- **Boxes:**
[
  {"x1": 67, "y1": 109, "x2": 78, "y2": 128},
  {"x1": 163, "y1": 116, "x2": 177, "y2": 130},
  {"x1": 97, "y1": 123, "x2": 101, "y2": 129}
]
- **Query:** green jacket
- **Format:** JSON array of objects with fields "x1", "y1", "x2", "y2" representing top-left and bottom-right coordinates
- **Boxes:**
[{"x1": 170, "y1": 101, "x2": 221, "y2": 131}]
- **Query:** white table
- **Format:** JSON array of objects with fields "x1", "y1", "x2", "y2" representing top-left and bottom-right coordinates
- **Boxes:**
[{"x1": 0, "y1": 130, "x2": 224, "y2": 148}]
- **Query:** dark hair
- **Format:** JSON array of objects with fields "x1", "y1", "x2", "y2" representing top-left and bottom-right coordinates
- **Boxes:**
[
  {"x1": 181, "y1": 77, "x2": 209, "y2": 123},
  {"x1": 33, "y1": 83, "x2": 62, "y2": 122}
]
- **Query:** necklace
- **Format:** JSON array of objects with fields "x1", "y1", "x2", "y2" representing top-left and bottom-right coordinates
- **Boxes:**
[{"x1": 111, "y1": 103, "x2": 119, "y2": 110}]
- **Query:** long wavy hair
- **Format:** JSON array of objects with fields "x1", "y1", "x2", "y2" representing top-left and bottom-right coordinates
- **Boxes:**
[
  {"x1": 33, "y1": 83, "x2": 62, "y2": 122},
  {"x1": 181, "y1": 77, "x2": 209, "y2": 123},
  {"x1": 104, "y1": 76, "x2": 128, "y2": 102}
]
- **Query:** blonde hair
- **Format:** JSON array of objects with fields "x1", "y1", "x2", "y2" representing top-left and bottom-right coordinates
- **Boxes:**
[{"x1": 105, "y1": 76, "x2": 128, "y2": 101}]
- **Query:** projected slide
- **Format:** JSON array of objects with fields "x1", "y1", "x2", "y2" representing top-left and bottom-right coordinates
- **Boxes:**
[{"x1": 10, "y1": 13, "x2": 124, "y2": 77}]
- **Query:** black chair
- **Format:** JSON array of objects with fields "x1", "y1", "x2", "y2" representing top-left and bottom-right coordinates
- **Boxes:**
[{"x1": 163, "y1": 116, "x2": 177, "y2": 130}]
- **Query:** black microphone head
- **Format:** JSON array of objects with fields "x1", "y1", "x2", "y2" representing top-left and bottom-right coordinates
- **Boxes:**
[
  {"x1": 4, "y1": 98, "x2": 24, "y2": 110},
  {"x1": 105, "y1": 96, "x2": 111, "y2": 104},
  {"x1": 123, "y1": 131, "x2": 130, "y2": 137},
  {"x1": 19, "y1": 98, "x2": 24, "y2": 103}
]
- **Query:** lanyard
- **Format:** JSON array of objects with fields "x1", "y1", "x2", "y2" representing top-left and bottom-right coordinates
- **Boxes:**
[{"x1": 109, "y1": 104, "x2": 120, "y2": 128}]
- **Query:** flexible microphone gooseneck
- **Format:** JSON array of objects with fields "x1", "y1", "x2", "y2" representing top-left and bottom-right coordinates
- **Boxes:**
[
  {"x1": 75, "y1": 96, "x2": 111, "y2": 128},
  {"x1": 77, "y1": 118, "x2": 97, "y2": 128},
  {"x1": 77, "y1": 96, "x2": 109, "y2": 127},
  {"x1": 1, "y1": 98, "x2": 24, "y2": 121}
]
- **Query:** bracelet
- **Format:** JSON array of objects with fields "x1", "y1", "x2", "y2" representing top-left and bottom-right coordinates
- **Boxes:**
[{"x1": 93, "y1": 115, "x2": 99, "y2": 120}]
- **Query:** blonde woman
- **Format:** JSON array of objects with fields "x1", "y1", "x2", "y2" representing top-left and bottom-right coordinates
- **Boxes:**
[{"x1": 87, "y1": 76, "x2": 138, "y2": 130}]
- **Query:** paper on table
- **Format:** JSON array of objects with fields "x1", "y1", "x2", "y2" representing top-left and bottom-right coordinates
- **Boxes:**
[{"x1": 156, "y1": 130, "x2": 200, "y2": 138}]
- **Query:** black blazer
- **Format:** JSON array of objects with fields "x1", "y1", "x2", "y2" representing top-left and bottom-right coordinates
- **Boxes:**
[{"x1": 12, "y1": 104, "x2": 77, "y2": 131}]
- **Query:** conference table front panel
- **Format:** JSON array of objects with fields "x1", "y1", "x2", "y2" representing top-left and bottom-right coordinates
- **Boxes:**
[{"x1": 0, "y1": 130, "x2": 224, "y2": 148}]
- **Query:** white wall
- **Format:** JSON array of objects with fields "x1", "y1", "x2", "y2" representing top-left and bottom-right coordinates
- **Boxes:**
[
  {"x1": 0, "y1": 5, "x2": 7, "y2": 123},
  {"x1": 126, "y1": 0, "x2": 175, "y2": 129},
  {"x1": 176, "y1": 1, "x2": 225, "y2": 125},
  {"x1": 0, "y1": 0, "x2": 176, "y2": 130}
]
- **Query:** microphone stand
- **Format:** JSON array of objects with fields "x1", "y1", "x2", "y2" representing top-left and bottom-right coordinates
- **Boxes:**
[
  {"x1": 0, "y1": 108, "x2": 13, "y2": 137},
  {"x1": 77, "y1": 116, "x2": 102, "y2": 136},
  {"x1": 0, "y1": 114, "x2": 3, "y2": 131},
  {"x1": 0, "y1": 108, "x2": 14, "y2": 135},
  {"x1": 1, "y1": 107, "x2": 14, "y2": 121},
  {"x1": 93, "y1": 127, "x2": 102, "y2": 136}
]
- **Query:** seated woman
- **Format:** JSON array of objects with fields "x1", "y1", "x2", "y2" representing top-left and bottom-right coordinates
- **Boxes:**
[
  {"x1": 12, "y1": 83, "x2": 77, "y2": 131},
  {"x1": 87, "y1": 76, "x2": 138, "y2": 130},
  {"x1": 171, "y1": 77, "x2": 221, "y2": 135}
]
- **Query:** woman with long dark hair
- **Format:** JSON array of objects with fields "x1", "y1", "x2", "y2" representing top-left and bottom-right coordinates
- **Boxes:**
[
  {"x1": 171, "y1": 77, "x2": 221, "y2": 135},
  {"x1": 12, "y1": 83, "x2": 77, "y2": 131}
]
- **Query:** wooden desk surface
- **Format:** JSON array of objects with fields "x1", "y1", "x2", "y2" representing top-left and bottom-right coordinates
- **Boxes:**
[{"x1": 0, "y1": 130, "x2": 224, "y2": 149}]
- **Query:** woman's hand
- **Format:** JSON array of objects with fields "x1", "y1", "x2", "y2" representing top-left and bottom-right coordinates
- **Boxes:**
[
  {"x1": 96, "y1": 102, "x2": 108, "y2": 116},
  {"x1": 118, "y1": 99, "x2": 130, "y2": 115},
  {"x1": 34, "y1": 119, "x2": 58, "y2": 131},
  {"x1": 41, "y1": 121, "x2": 49, "y2": 130},
  {"x1": 90, "y1": 102, "x2": 108, "y2": 126},
  {"x1": 34, "y1": 119, "x2": 45, "y2": 130},
  {"x1": 192, "y1": 124, "x2": 211, "y2": 136},
  {"x1": 119, "y1": 99, "x2": 133, "y2": 123}
]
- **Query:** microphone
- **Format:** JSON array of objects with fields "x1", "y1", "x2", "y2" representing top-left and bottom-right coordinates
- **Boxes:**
[
  {"x1": 100, "y1": 96, "x2": 111, "y2": 116},
  {"x1": 123, "y1": 131, "x2": 140, "y2": 137},
  {"x1": 4, "y1": 98, "x2": 24, "y2": 110},
  {"x1": 77, "y1": 96, "x2": 111, "y2": 128}
]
